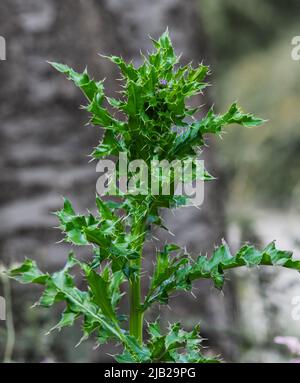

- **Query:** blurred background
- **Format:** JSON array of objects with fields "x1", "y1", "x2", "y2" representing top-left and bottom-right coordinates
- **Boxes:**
[{"x1": 0, "y1": 0, "x2": 300, "y2": 363}]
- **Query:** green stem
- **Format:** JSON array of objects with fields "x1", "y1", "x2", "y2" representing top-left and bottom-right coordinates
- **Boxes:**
[
  {"x1": 129, "y1": 216, "x2": 146, "y2": 344},
  {"x1": 129, "y1": 257, "x2": 143, "y2": 344}
]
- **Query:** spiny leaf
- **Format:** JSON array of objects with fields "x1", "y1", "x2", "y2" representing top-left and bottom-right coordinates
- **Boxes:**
[
  {"x1": 8, "y1": 256, "x2": 127, "y2": 346},
  {"x1": 8, "y1": 259, "x2": 48, "y2": 285},
  {"x1": 107, "y1": 56, "x2": 138, "y2": 81},
  {"x1": 173, "y1": 103, "x2": 265, "y2": 159},
  {"x1": 49, "y1": 62, "x2": 103, "y2": 102},
  {"x1": 143, "y1": 241, "x2": 300, "y2": 309},
  {"x1": 86, "y1": 269, "x2": 117, "y2": 322},
  {"x1": 47, "y1": 309, "x2": 78, "y2": 334},
  {"x1": 146, "y1": 321, "x2": 219, "y2": 363}
]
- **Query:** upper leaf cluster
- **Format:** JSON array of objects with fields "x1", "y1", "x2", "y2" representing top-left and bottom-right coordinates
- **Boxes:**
[{"x1": 50, "y1": 29, "x2": 265, "y2": 168}]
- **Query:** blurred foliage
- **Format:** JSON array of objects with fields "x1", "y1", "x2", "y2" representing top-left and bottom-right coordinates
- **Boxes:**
[
  {"x1": 201, "y1": 0, "x2": 300, "y2": 208},
  {"x1": 201, "y1": 0, "x2": 300, "y2": 64}
]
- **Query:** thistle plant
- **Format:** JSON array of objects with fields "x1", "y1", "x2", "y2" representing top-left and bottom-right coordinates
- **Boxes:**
[{"x1": 7, "y1": 30, "x2": 300, "y2": 363}]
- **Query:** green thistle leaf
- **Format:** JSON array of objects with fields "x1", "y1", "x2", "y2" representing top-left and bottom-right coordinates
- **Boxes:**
[{"x1": 143, "y1": 241, "x2": 300, "y2": 309}]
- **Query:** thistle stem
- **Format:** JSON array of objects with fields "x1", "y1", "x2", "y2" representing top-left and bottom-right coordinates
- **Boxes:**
[
  {"x1": 129, "y1": 217, "x2": 146, "y2": 344},
  {"x1": 129, "y1": 257, "x2": 143, "y2": 344}
]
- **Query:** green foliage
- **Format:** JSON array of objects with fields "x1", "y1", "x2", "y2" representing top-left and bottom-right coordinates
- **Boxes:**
[{"x1": 6, "y1": 30, "x2": 300, "y2": 363}]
